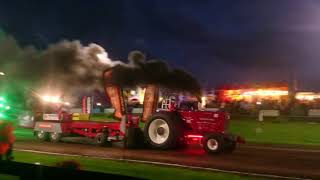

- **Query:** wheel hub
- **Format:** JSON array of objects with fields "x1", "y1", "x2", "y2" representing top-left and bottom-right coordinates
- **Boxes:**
[
  {"x1": 148, "y1": 119, "x2": 170, "y2": 144},
  {"x1": 51, "y1": 133, "x2": 57, "y2": 139},
  {"x1": 207, "y1": 139, "x2": 219, "y2": 151},
  {"x1": 157, "y1": 127, "x2": 165, "y2": 135}
]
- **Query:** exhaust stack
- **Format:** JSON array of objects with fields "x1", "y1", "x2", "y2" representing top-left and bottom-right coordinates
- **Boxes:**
[
  {"x1": 141, "y1": 85, "x2": 159, "y2": 122},
  {"x1": 103, "y1": 70, "x2": 126, "y2": 120}
]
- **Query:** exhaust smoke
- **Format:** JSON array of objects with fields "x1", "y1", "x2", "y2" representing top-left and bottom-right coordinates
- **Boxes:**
[
  {"x1": 0, "y1": 35, "x2": 120, "y2": 105},
  {"x1": 103, "y1": 50, "x2": 201, "y2": 121},
  {"x1": 104, "y1": 51, "x2": 201, "y2": 98}
]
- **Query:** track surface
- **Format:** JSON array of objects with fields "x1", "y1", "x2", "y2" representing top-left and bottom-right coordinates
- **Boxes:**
[{"x1": 13, "y1": 138, "x2": 320, "y2": 179}]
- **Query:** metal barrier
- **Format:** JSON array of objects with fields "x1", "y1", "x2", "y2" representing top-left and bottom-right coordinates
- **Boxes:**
[
  {"x1": 308, "y1": 109, "x2": 320, "y2": 117},
  {"x1": 258, "y1": 110, "x2": 280, "y2": 121}
]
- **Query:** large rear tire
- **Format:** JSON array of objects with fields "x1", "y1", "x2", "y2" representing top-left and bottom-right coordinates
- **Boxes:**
[{"x1": 144, "y1": 112, "x2": 183, "y2": 149}]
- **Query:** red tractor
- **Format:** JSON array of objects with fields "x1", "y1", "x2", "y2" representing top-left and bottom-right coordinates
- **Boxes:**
[
  {"x1": 33, "y1": 71, "x2": 244, "y2": 154},
  {"x1": 140, "y1": 97, "x2": 244, "y2": 154}
]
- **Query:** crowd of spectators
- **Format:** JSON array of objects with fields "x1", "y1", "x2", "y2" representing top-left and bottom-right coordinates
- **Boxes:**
[{"x1": 205, "y1": 98, "x2": 320, "y2": 116}]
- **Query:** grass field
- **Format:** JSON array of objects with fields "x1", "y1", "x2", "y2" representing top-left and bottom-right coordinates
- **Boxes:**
[
  {"x1": 0, "y1": 174, "x2": 19, "y2": 180},
  {"x1": 229, "y1": 119, "x2": 320, "y2": 146},
  {"x1": 11, "y1": 151, "x2": 261, "y2": 180}
]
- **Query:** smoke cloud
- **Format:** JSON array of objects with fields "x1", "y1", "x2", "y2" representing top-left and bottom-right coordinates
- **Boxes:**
[
  {"x1": 0, "y1": 34, "x2": 117, "y2": 104},
  {"x1": 104, "y1": 51, "x2": 202, "y2": 98},
  {"x1": 0, "y1": 33, "x2": 201, "y2": 106}
]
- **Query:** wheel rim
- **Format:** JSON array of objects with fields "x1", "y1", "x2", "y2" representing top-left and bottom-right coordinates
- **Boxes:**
[
  {"x1": 207, "y1": 139, "x2": 219, "y2": 151},
  {"x1": 37, "y1": 131, "x2": 45, "y2": 139},
  {"x1": 148, "y1": 119, "x2": 170, "y2": 144},
  {"x1": 51, "y1": 132, "x2": 58, "y2": 140},
  {"x1": 97, "y1": 135, "x2": 102, "y2": 143}
]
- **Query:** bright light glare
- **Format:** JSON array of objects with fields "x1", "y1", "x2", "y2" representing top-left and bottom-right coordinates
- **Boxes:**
[
  {"x1": 0, "y1": 104, "x2": 3, "y2": 108},
  {"x1": 0, "y1": 72, "x2": 5, "y2": 76},
  {"x1": 130, "y1": 90, "x2": 136, "y2": 95},
  {"x1": 0, "y1": 113, "x2": 3, "y2": 117},
  {"x1": 50, "y1": 96, "x2": 60, "y2": 103},
  {"x1": 5, "y1": 106, "x2": 10, "y2": 110},
  {"x1": 96, "y1": 102, "x2": 102, "y2": 106},
  {"x1": 242, "y1": 90, "x2": 288, "y2": 96},
  {"x1": 41, "y1": 95, "x2": 50, "y2": 102},
  {"x1": 295, "y1": 92, "x2": 320, "y2": 101},
  {"x1": 201, "y1": 96, "x2": 207, "y2": 108},
  {"x1": 0, "y1": 97, "x2": 4, "y2": 101},
  {"x1": 41, "y1": 95, "x2": 61, "y2": 103}
]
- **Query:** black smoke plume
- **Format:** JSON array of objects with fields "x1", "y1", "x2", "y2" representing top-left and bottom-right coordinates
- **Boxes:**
[
  {"x1": 105, "y1": 51, "x2": 202, "y2": 98},
  {"x1": 0, "y1": 34, "x2": 114, "y2": 104},
  {"x1": 0, "y1": 32, "x2": 201, "y2": 106}
]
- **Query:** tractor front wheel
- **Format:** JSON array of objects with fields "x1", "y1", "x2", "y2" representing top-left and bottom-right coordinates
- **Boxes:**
[{"x1": 203, "y1": 134, "x2": 224, "y2": 154}]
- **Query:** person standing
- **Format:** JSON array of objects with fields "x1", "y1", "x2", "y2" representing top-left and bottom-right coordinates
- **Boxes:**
[{"x1": 0, "y1": 121, "x2": 15, "y2": 161}]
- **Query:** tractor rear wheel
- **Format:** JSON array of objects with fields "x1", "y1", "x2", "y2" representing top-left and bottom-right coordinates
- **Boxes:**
[
  {"x1": 144, "y1": 112, "x2": 183, "y2": 149},
  {"x1": 203, "y1": 134, "x2": 224, "y2": 154}
]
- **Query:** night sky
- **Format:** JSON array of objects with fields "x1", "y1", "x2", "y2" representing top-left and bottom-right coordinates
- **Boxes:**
[{"x1": 1, "y1": 0, "x2": 320, "y2": 90}]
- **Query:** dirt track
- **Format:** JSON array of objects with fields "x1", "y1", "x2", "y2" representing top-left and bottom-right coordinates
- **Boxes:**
[{"x1": 13, "y1": 138, "x2": 320, "y2": 179}]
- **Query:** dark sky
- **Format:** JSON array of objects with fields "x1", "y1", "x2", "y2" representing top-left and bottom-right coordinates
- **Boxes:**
[{"x1": 1, "y1": 0, "x2": 320, "y2": 90}]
